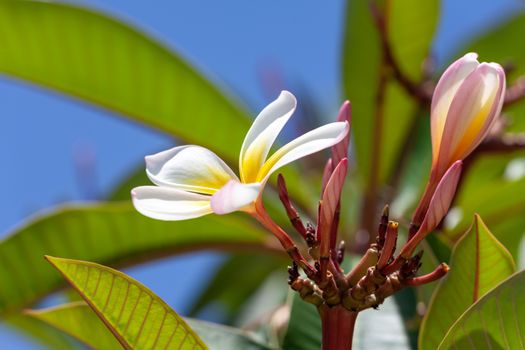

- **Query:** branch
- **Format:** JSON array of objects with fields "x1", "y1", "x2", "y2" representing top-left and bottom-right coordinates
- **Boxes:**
[
  {"x1": 475, "y1": 133, "x2": 525, "y2": 153},
  {"x1": 368, "y1": 1, "x2": 432, "y2": 105},
  {"x1": 504, "y1": 77, "x2": 525, "y2": 108}
]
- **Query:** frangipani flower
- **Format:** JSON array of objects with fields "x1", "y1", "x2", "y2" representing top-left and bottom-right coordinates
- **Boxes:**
[
  {"x1": 411, "y1": 53, "x2": 506, "y2": 228},
  {"x1": 132, "y1": 91, "x2": 349, "y2": 221},
  {"x1": 431, "y1": 52, "x2": 505, "y2": 177}
]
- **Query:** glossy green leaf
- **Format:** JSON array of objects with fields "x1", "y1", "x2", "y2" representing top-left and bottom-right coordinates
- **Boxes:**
[
  {"x1": 463, "y1": 13, "x2": 525, "y2": 132},
  {"x1": 438, "y1": 270, "x2": 525, "y2": 350},
  {"x1": 27, "y1": 302, "x2": 273, "y2": 350},
  {"x1": 419, "y1": 215, "x2": 516, "y2": 350},
  {"x1": 342, "y1": 0, "x2": 437, "y2": 186},
  {"x1": 0, "y1": 0, "x2": 250, "y2": 162},
  {"x1": 46, "y1": 256, "x2": 208, "y2": 350},
  {"x1": 0, "y1": 202, "x2": 273, "y2": 317},
  {"x1": 189, "y1": 253, "x2": 287, "y2": 324}
]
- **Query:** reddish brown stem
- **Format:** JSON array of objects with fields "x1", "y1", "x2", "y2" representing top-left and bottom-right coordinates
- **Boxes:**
[
  {"x1": 252, "y1": 200, "x2": 316, "y2": 278},
  {"x1": 330, "y1": 202, "x2": 341, "y2": 261},
  {"x1": 376, "y1": 205, "x2": 389, "y2": 248},
  {"x1": 504, "y1": 77, "x2": 525, "y2": 107},
  {"x1": 404, "y1": 263, "x2": 449, "y2": 286},
  {"x1": 475, "y1": 134, "x2": 525, "y2": 154},
  {"x1": 320, "y1": 305, "x2": 358, "y2": 350},
  {"x1": 277, "y1": 174, "x2": 307, "y2": 239},
  {"x1": 377, "y1": 221, "x2": 398, "y2": 269},
  {"x1": 381, "y1": 255, "x2": 406, "y2": 276},
  {"x1": 368, "y1": 0, "x2": 431, "y2": 105}
]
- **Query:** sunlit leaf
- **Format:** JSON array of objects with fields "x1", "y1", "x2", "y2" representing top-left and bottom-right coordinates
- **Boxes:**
[
  {"x1": 46, "y1": 256, "x2": 208, "y2": 350},
  {"x1": 419, "y1": 215, "x2": 516, "y2": 350},
  {"x1": 437, "y1": 270, "x2": 525, "y2": 350},
  {"x1": 28, "y1": 302, "x2": 273, "y2": 350},
  {"x1": 0, "y1": 203, "x2": 275, "y2": 317},
  {"x1": 0, "y1": 0, "x2": 250, "y2": 162}
]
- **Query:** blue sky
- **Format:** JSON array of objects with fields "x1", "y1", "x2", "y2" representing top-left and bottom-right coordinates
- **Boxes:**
[{"x1": 1, "y1": 0, "x2": 524, "y2": 347}]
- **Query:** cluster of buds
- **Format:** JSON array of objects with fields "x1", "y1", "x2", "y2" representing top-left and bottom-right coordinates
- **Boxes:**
[
  {"x1": 254, "y1": 53, "x2": 506, "y2": 313},
  {"x1": 131, "y1": 52, "x2": 505, "y2": 316}
]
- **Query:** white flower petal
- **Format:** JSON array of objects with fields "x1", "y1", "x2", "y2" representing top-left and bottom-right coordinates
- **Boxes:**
[
  {"x1": 257, "y1": 121, "x2": 349, "y2": 182},
  {"x1": 131, "y1": 186, "x2": 213, "y2": 221},
  {"x1": 210, "y1": 180, "x2": 261, "y2": 215},
  {"x1": 145, "y1": 145, "x2": 237, "y2": 195},
  {"x1": 239, "y1": 91, "x2": 297, "y2": 183}
]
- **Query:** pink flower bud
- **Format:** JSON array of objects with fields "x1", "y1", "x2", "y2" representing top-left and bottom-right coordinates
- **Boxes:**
[
  {"x1": 411, "y1": 54, "x2": 505, "y2": 228},
  {"x1": 431, "y1": 53, "x2": 505, "y2": 177}
]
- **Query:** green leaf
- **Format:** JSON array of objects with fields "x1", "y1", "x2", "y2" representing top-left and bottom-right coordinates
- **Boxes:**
[
  {"x1": 438, "y1": 270, "x2": 525, "y2": 350},
  {"x1": 0, "y1": 0, "x2": 318, "y2": 211},
  {"x1": 419, "y1": 214, "x2": 516, "y2": 350},
  {"x1": 463, "y1": 13, "x2": 525, "y2": 132},
  {"x1": 6, "y1": 314, "x2": 77, "y2": 350},
  {"x1": 281, "y1": 295, "x2": 320, "y2": 350},
  {"x1": 0, "y1": 202, "x2": 273, "y2": 317},
  {"x1": 189, "y1": 253, "x2": 287, "y2": 324},
  {"x1": 342, "y1": 0, "x2": 437, "y2": 186},
  {"x1": 27, "y1": 302, "x2": 122, "y2": 350},
  {"x1": 444, "y1": 152, "x2": 525, "y2": 258},
  {"x1": 45, "y1": 256, "x2": 208, "y2": 350},
  {"x1": 0, "y1": 0, "x2": 250, "y2": 162},
  {"x1": 27, "y1": 302, "x2": 273, "y2": 350},
  {"x1": 391, "y1": 114, "x2": 432, "y2": 219},
  {"x1": 388, "y1": 0, "x2": 439, "y2": 82},
  {"x1": 187, "y1": 319, "x2": 274, "y2": 350}
]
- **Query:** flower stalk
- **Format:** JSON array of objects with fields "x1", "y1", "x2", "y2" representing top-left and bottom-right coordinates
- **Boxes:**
[{"x1": 319, "y1": 306, "x2": 358, "y2": 350}]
